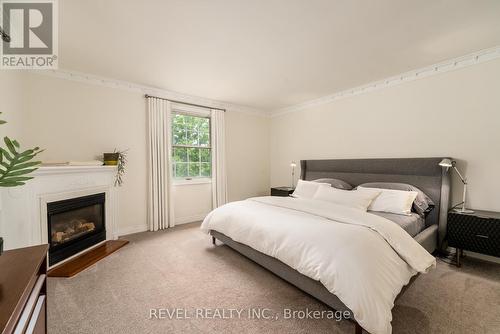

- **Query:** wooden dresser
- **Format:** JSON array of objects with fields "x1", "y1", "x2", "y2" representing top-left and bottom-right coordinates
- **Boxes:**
[{"x1": 0, "y1": 245, "x2": 48, "y2": 334}]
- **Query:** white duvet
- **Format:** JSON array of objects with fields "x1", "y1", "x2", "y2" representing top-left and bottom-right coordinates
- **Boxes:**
[{"x1": 201, "y1": 196, "x2": 436, "y2": 334}]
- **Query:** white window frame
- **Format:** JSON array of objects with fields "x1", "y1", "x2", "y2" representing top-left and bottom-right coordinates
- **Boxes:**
[{"x1": 171, "y1": 103, "x2": 212, "y2": 185}]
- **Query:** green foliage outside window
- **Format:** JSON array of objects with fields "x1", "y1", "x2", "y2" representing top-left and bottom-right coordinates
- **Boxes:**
[{"x1": 172, "y1": 114, "x2": 211, "y2": 178}]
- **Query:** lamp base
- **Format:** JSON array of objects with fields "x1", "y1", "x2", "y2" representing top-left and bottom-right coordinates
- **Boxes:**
[{"x1": 453, "y1": 208, "x2": 475, "y2": 214}]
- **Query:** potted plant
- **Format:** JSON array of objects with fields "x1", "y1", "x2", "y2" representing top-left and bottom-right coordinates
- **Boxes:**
[
  {"x1": 0, "y1": 112, "x2": 43, "y2": 255},
  {"x1": 103, "y1": 152, "x2": 120, "y2": 165},
  {"x1": 103, "y1": 149, "x2": 128, "y2": 186}
]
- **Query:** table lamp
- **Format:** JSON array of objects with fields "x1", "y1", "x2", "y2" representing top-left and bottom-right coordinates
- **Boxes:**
[{"x1": 439, "y1": 159, "x2": 474, "y2": 214}]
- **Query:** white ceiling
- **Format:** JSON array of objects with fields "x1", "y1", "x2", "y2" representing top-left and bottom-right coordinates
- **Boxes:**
[{"x1": 60, "y1": 0, "x2": 500, "y2": 111}]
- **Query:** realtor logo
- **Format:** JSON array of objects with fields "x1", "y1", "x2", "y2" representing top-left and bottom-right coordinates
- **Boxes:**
[{"x1": 1, "y1": 0, "x2": 58, "y2": 69}]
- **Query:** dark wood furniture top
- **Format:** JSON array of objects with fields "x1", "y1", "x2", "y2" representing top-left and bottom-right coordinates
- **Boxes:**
[
  {"x1": 270, "y1": 187, "x2": 295, "y2": 197},
  {"x1": 0, "y1": 244, "x2": 48, "y2": 334},
  {"x1": 447, "y1": 209, "x2": 500, "y2": 266},
  {"x1": 456, "y1": 209, "x2": 500, "y2": 220},
  {"x1": 48, "y1": 240, "x2": 128, "y2": 278}
]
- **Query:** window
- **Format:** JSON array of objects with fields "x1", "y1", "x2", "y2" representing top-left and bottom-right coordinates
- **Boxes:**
[{"x1": 172, "y1": 113, "x2": 211, "y2": 179}]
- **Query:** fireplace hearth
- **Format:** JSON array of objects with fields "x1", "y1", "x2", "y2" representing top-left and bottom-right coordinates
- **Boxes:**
[{"x1": 47, "y1": 193, "x2": 106, "y2": 266}]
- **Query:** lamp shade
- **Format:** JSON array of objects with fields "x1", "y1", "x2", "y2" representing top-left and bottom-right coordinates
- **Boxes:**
[
  {"x1": 438, "y1": 158, "x2": 453, "y2": 168},
  {"x1": 290, "y1": 161, "x2": 297, "y2": 168}
]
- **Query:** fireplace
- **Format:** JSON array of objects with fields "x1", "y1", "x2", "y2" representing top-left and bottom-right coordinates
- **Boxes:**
[{"x1": 47, "y1": 193, "x2": 106, "y2": 266}]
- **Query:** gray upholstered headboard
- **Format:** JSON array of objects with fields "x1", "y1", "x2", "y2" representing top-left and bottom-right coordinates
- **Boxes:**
[{"x1": 300, "y1": 158, "x2": 451, "y2": 249}]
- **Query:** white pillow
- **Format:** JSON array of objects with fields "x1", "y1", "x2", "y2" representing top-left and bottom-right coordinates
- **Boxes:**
[
  {"x1": 291, "y1": 179, "x2": 330, "y2": 199},
  {"x1": 312, "y1": 186, "x2": 381, "y2": 211},
  {"x1": 358, "y1": 186, "x2": 418, "y2": 216}
]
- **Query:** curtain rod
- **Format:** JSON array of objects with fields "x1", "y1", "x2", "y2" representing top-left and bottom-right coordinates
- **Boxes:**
[{"x1": 144, "y1": 94, "x2": 226, "y2": 112}]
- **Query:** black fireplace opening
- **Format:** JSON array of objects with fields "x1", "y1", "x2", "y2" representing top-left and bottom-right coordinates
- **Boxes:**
[{"x1": 47, "y1": 193, "x2": 106, "y2": 266}]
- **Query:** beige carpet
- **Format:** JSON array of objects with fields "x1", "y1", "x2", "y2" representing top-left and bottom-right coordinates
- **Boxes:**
[{"x1": 48, "y1": 223, "x2": 500, "y2": 334}]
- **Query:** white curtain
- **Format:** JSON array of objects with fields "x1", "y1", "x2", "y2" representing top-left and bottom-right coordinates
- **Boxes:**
[
  {"x1": 211, "y1": 109, "x2": 227, "y2": 208},
  {"x1": 147, "y1": 97, "x2": 174, "y2": 231}
]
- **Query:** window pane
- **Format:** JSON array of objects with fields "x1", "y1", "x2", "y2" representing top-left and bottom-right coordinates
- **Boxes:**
[
  {"x1": 189, "y1": 115, "x2": 198, "y2": 130},
  {"x1": 171, "y1": 114, "x2": 211, "y2": 179},
  {"x1": 188, "y1": 163, "x2": 200, "y2": 177},
  {"x1": 173, "y1": 114, "x2": 185, "y2": 126},
  {"x1": 201, "y1": 163, "x2": 211, "y2": 177},
  {"x1": 200, "y1": 148, "x2": 211, "y2": 162},
  {"x1": 199, "y1": 131, "x2": 209, "y2": 147},
  {"x1": 173, "y1": 127, "x2": 187, "y2": 145},
  {"x1": 193, "y1": 117, "x2": 206, "y2": 130},
  {"x1": 174, "y1": 163, "x2": 188, "y2": 178},
  {"x1": 172, "y1": 114, "x2": 186, "y2": 145},
  {"x1": 186, "y1": 130, "x2": 198, "y2": 146},
  {"x1": 200, "y1": 118, "x2": 209, "y2": 131},
  {"x1": 173, "y1": 147, "x2": 187, "y2": 163},
  {"x1": 187, "y1": 147, "x2": 199, "y2": 163}
]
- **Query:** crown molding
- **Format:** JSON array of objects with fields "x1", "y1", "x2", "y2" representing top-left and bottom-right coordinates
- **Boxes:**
[
  {"x1": 271, "y1": 45, "x2": 500, "y2": 117},
  {"x1": 27, "y1": 45, "x2": 500, "y2": 118},
  {"x1": 29, "y1": 68, "x2": 269, "y2": 117}
]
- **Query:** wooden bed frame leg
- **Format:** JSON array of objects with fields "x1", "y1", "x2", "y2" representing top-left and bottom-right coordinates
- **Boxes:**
[
  {"x1": 212, "y1": 236, "x2": 216, "y2": 245},
  {"x1": 355, "y1": 322, "x2": 362, "y2": 334}
]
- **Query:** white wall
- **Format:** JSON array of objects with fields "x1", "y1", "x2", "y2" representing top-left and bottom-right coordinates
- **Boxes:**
[
  {"x1": 0, "y1": 71, "x2": 25, "y2": 138},
  {"x1": 172, "y1": 182, "x2": 212, "y2": 225},
  {"x1": 0, "y1": 71, "x2": 270, "y2": 235},
  {"x1": 226, "y1": 110, "x2": 270, "y2": 201},
  {"x1": 2, "y1": 71, "x2": 148, "y2": 236},
  {"x1": 270, "y1": 58, "x2": 500, "y2": 212}
]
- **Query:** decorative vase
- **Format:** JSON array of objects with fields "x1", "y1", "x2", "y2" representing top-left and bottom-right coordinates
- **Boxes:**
[
  {"x1": 0, "y1": 237, "x2": 3, "y2": 255},
  {"x1": 103, "y1": 153, "x2": 119, "y2": 166}
]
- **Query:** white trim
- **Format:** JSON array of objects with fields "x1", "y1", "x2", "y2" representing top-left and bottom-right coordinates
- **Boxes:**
[
  {"x1": 175, "y1": 214, "x2": 207, "y2": 225},
  {"x1": 28, "y1": 46, "x2": 500, "y2": 118},
  {"x1": 33, "y1": 165, "x2": 116, "y2": 176},
  {"x1": 116, "y1": 224, "x2": 148, "y2": 237},
  {"x1": 271, "y1": 45, "x2": 500, "y2": 117},
  {"x1": 173, "y1": 178, "x2": 212, "y2": 186},
  {"x1": 171, "y1": 102, "x2": 211, "y2": 117},
  {"x1": 31, "y1": 68, "x2": 268, "y2": 117}
]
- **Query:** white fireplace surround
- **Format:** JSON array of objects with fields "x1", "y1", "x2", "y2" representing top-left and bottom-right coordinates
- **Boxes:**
[{"x1": 0, "y1": 166, "x2": 118, "y2": 253}]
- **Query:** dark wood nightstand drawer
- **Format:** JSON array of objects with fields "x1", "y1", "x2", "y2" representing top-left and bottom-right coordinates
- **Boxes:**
[{"x1": 447, "y1": 212, "x2": 500, "y2": 258}]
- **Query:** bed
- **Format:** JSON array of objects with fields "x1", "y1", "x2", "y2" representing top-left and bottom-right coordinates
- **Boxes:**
[
  {"x1": 369, "y1": 211, "x2": 425, "y2": 237},
  {"x1": 203, "y1": 158, "x2": 451, "y2": 334}
]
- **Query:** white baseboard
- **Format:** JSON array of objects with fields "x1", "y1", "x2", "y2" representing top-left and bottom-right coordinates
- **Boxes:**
[
  {"x1": 116, "y1": 224, "x2": 148, "y2": 237},
  {"x1": 175, "y1": 214, "x2": 207, "y2": 225}
]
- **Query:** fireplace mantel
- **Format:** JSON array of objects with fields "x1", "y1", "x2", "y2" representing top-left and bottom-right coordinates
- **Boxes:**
[
  {"x1": 0, "y1": 166, "x2": 118, "y2": 252},
  {"x1": 33, "y1": 165, "x2": 117, "y2": 176}
]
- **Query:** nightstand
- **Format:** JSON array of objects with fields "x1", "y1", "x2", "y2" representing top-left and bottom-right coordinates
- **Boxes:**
[
  {"x1": 447, "y1": 210, "x2": 500, "y2": 266},
  {"x1": 271, "y1": 187, "x2": 295, "y2": 197}
]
